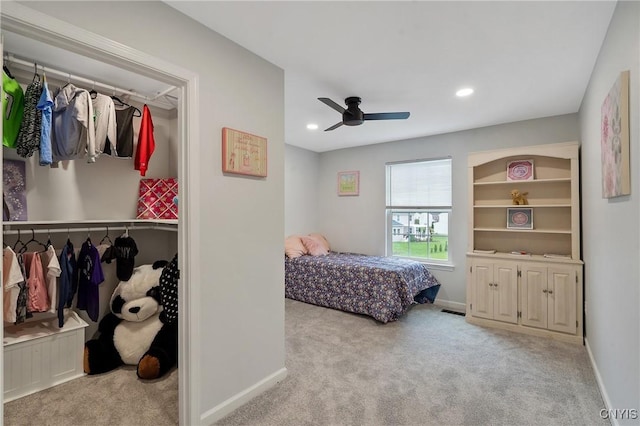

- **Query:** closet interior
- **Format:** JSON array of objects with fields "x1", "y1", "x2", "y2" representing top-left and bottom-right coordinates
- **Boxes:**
[{"x1": 2, "y1": 28, "x2": 181, "y2": 408}]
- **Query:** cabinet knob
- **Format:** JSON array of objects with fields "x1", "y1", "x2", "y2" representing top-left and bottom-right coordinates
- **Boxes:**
[
  {"x1": 542, "y1": 289, "x2": 548, "y2": 293},
  {"x1": 548, "y1": 290, "x2": 553, "y2": 295}
]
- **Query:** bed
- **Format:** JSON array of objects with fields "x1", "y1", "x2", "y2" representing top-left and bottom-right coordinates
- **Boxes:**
[{"x1": 284, "y1": 251, "x2": 441, "y2": 323}]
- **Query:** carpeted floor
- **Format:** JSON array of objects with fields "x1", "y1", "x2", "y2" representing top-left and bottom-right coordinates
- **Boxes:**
[
  {"x1": 4, "y1": 366, "x2": 178, "y2": 426},
  {"x1": 217, "y1": 299, "x2": 608, "y2": 426},
  {"x1": 4, "y1": 299, "x2": 607, "y2": 426}
]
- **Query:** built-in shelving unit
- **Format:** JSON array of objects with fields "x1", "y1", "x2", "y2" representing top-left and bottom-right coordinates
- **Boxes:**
[{"x1": 466, "y1": 142, "x2": 584, "y2": 344}]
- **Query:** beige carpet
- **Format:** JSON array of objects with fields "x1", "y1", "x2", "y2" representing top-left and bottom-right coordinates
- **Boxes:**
[
  {"x1": 4, "y1": 366, "x2": 178, "y2": 426},
  {"x1": 217, "y1": 299, "x2": 607, "y2": 426}
]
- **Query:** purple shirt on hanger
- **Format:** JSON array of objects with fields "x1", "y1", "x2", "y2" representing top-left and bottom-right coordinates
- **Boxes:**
[{"x1": 76, "y1": 240, "x2": 104, "y2": 322}]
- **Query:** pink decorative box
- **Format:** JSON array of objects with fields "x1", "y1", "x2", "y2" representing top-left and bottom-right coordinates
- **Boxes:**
[{"x1": 136, "y1": 178, "x2": 178, "y2": 220}]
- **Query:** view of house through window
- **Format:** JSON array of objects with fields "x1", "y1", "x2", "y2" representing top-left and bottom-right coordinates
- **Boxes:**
[{"x1": 386, "y1": 158, "x2": 452, "y2": 263}]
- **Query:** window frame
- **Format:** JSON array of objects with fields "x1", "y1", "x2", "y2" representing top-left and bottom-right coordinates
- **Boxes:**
[{"x1": 385, "y1": 157, "x2": 453, "y2": 268}]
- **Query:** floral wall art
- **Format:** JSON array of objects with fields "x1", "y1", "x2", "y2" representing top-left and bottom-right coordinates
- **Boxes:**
[{"x1": 601, "y1": 70, "x2": 630, "y2": 198}]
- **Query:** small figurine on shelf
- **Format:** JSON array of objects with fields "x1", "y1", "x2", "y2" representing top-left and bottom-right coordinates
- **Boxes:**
[{"x1": 510, "y1": 189, "x2": 529, "y2": 205}]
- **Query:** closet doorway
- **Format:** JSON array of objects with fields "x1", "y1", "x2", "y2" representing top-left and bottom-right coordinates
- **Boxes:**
[{"x1": 1, "y1": 2, "x2": 200, "y2": 424}]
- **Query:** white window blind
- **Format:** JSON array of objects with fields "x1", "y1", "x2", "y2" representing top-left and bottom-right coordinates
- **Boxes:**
[{"x1": 386, "y1": 158, "x2": 452, "y2": 208}]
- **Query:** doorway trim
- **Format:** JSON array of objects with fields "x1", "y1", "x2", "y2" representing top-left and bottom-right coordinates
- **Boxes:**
[{"x1": 0, "y1": 2, "x2": 201, "y2": 424}]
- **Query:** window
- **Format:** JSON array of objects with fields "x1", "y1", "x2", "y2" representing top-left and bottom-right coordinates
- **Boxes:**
[{"x1": 386, "y1": 158, "x2": 452, "y2": 263}]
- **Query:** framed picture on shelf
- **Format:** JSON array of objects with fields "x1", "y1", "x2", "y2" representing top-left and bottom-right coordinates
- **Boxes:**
[
  {"x1": 506, "y1": 159, "x2": 534, "y2": 181},
  {"x1": 337, "y1": 171, "x2": 360, "y2": 196},
  {"x1": 507, "y1": 207, "x2": 533, "y2": 229}
]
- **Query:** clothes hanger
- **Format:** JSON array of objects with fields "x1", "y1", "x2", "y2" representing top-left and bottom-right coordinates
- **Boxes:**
[
  {"x1": 111, "y1": 94, "x2": 142, "y2": 117},
  {"x1": 89, "y1": 81, "x2": 97, "y2": 99},
  {"x1": 12, "y1": 229, "x2": 25, "y2": 252},
  {"x1": 99, "y1": 226, "x2": 114, "y2": 246},
  {"x1": 3, "y1": 63, "x2": 14, "y2": 79},
  {"x1": 32, "y1": 62, "x2": 41, "y2": 83},
  {"x1": 19, "y1": 229, "x2": 48, "y2": 254}
]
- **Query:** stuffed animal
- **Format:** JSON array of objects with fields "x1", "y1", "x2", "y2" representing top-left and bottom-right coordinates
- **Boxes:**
[
  {"x1": 83, "y1": 260, "x2": 178, "y2": 380},
  {"x1": 511, "y1": 189, "x2": 529, "y2": 205}
]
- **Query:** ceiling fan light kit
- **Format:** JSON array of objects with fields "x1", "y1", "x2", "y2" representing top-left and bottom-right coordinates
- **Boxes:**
[{"x1": 318, "y1": 96, "x2": 410, "y2": 131}]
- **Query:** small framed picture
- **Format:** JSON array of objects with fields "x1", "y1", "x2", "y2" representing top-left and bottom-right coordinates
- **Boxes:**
[
  {"x1": 222, "y1": 127, "x2": 267, "y2": 177},
  {"x1": 507, "y1": 159, "x2": 534, "y2": 181},
  {"x1": 507, "y1": 208, "x2": 533, "y2": 229},
  {"x1": 337, "y1": 171, "x2": 360, "y2": 196}
]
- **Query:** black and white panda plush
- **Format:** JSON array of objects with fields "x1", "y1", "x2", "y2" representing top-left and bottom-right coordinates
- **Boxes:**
[{"x1": 83, "y1": 260, "x2": 178, "y2": 380}]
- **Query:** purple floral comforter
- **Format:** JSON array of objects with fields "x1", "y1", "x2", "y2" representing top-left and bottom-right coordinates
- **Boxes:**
[{"x1": 285, "y1": 252, "x2": 441, "y2": 323}]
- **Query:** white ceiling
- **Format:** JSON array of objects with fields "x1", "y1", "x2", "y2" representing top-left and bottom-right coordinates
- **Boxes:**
[{"x1": 167, "y1": 1, "x2": 617, "y2": 153}]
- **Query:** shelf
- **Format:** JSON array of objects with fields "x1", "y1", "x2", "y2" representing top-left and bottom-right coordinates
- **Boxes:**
[
  {"x1": 467, "y1": 251, "x2": 584, "y2": 265},
  {"x1": 473, "y1": 178, "x2": 571, "y2": 186},
  {"x1": 474, "y1": 227, "x2": 572, "y2": 234},
  {"x1": 473, "y1": 204, "x2": 571, "y2": 208},
  {"x1": 2, "y1": 219, "x2": 178, "y2": 234}
]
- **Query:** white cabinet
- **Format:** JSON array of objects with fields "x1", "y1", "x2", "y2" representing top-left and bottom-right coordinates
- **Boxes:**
[
  {"x1": 522, "y1": 265, "x2": 578, "y2": 334},
  {"x1": 466, "y1": 142, "x2": 583, "y2": 343},
  {"x1": 470, "y1": 260, "x2": 517, "y2": 324},
  {"x1": 3, "y1": 312, "x2": 88, "y2": 402}
]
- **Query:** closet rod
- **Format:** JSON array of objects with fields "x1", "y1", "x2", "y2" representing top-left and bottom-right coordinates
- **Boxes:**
[
  {"x1": 3, "y1": 52, "x2": 177, "y2": 105},
  {"x1": 2, "y1": 225, "x2": 176, "y2": 236}
]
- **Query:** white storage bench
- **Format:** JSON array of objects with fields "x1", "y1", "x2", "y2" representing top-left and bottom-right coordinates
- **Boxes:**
[{"x1": 3, "y1": 311, "x2": 88, "y2": 402}]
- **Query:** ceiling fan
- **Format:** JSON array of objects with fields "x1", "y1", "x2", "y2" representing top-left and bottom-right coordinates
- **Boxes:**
[{"x1": 318, "y1": 96, "x2": 410, "y2": 131}]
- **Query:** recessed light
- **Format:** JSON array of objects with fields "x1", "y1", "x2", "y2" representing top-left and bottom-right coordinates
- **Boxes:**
[
  {"x1": 306, "y1": 123, "x2": 319, "y2": 130},
  {"x1": 456, "y1": 88, "x2": 474, "y2": 97}
]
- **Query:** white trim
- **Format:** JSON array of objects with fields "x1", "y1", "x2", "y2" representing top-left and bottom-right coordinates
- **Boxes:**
[
  {"x1": 585, "y1": 338, "x2": 619, "y2": 426},
  {"x1": 1, "y1": 2, "x2": 201, "y2": 424},
  {"x1": 433, "y1": 299, "x2": 466, "y2": 313},
  {"x1": 200, "y1": 368, "x2": 288, "y2": 425}
]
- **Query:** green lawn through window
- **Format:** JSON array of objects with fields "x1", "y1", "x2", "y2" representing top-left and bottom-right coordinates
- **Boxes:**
[{"x1": 392, "y1": 235, "x2": 449, "y2": 260}]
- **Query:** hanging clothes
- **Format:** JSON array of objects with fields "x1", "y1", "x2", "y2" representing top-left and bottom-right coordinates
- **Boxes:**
[
  {"x1": 37, "y1": 75, "x2": 54, "y2": 166},
  {"x1": 105, "y1": 105, "x2": 136, "y2": 158},
  {"x1": 22, "y1": 251, "x2": 50, "y2": 313},
  {"x1": 159, "y1": 253, "x2": 179, "y2": 325},
  {"x1": 91, "y1": 92, "x2": 117, "y2": 156},
  {"x1": 134, "y1": 104, "x2": 155, "y2": 176},
  {"x1": 14, "y1": 253, "x2": 29, "y2": 324},
  {"x1": 57, "y1": 239, "x2": 77, "y2": 328},
  {"x1": 40, "y1": 244, "x2": 61, "y2": 315},
  {"x1": 3, "y1": 246, "x2": 24, "y2": 323},
  {"x1": 51, "y1": 83, "x2": 96, "y2": 163},
  {"x1": 2, "y1": 68, "x2": 25, "y2": 148},
  {"x1": 16, "y1": 74, "x2": 43, "y2": 158},
  {"x1": 76, "y1": 239, "x2": 104, "y2": 322}
]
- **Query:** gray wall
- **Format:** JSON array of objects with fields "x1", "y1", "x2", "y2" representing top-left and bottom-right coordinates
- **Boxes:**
[
  {"x1": 285, "y1": 144, "x2": 320, "y2": 236},
  {"x1": 18, "y1": 1, "x2": 285, "y2": 423},
  {"x1": 578, "y1": 0, "x2": 640, "y2": 421},
  {"x1": 313, "y1": 114, "x2": 579, "y2": 307}
]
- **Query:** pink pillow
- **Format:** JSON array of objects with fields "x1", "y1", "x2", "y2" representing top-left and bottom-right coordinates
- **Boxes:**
[
  {"x1": 285, "y1": 235, "x2": 308, "y2": 258},
  {"x1": 300, "y1": 235, "x2": 329, "y2": 256},
  {"x1": 309, "y1": 233, "x2": 330, "y2": 252}
]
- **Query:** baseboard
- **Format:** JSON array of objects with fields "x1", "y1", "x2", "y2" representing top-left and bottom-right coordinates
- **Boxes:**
[
  {"x1": 200, "y1": 367, "x2": 288, "y2": 424},
  {"x1": 585, "y1": 338, "x2": 618, "y2": 426},
  {"x1": 433, "y1": 299, "x2": 466, "y2": 313}
]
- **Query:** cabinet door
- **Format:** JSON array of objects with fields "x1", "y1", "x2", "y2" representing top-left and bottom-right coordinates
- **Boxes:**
[
  {"x1": 520, "y1": 265, "x2": 548, "y2": 329},
  {"x1": 548, "y1": 267, "x2": 577, "y2": 334},
  {"x1": 493, "y1": 262, "x2": 518, "y2": 324},
  {"x1": 471, "y1": 261, "x2": 494, "y2": 320}
]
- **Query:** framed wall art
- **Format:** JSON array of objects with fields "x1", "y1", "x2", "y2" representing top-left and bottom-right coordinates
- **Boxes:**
[
  {"x1": 601, "y1": 70, "x2": 630, "y2": 198},
  {"x1": 506, "y1": 159, "x2": 534, "y2": 181},
  {"x1": 507, "y1": 207, "x2": 533, "y2": 230},
  {"x1": 337, "y1": 171, "x2": 360, "y2": 196},
  {"x1": 2, "y1": 159, "x2": 27, "y2": 221},
  {"x1": 222, "y1": 127, "x2": 267, "y2": 177}
]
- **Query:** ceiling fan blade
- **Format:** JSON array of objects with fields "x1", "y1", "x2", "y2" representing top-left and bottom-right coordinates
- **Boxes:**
[
  {"x1": 324, "y1": 122, "x2": 344, "y2": 131},
  {"x1": 364, "y1": 112, "x2": 410, "y2": 121},
  {"x1": 318, "y1": 97, "x2": 346, "y2": 114}
]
